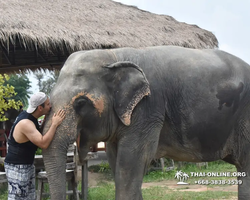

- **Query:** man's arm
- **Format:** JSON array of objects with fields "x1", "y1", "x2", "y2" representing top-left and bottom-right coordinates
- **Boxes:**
[{"x1": 14, "y1": 109, "x2": 66, "y2": 149}]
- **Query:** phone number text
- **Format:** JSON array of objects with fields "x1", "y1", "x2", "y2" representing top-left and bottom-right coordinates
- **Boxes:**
[{"x1": 195, "y1": 180, "x2": 242, "y2": 185}]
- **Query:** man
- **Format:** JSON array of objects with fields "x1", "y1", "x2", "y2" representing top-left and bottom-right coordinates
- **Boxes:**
[{"x1": 4, "y1": 92, "x2": 66, "y2": 200}]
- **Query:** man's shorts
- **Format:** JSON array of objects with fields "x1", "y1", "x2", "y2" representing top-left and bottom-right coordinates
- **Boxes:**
[{"x1": 4, "y1": 162, "x2": 36, "y2": 200}]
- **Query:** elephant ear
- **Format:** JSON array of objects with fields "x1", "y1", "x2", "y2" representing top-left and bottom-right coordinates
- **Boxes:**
[{"x1": 104, "y1": 61, "x2": 150, "y2": 126}]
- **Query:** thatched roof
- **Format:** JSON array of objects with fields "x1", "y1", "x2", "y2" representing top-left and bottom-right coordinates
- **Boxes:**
[{"x1": 0, "y1": 0, "x2": 218, "y2": 73}]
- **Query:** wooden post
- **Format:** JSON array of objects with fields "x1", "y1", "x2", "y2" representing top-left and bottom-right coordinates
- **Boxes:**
[{"x1": 81, "y1": 160, "x2": 88, "y2": 200}]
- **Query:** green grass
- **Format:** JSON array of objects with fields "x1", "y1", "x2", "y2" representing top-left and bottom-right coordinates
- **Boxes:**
[
  {"x1": 87, "y1": 182, "x2": 237, "y2": 200},
  {"x1": 0, "y1": 184, "x2": 237, "y2": 200},
  {"x1": 142, "y1": 187, "x2": 236, "y2": 200},
  {"x1": 0, "y1": 184, "x2": 7, "y2": 200},
  {"x1": 87, "y1": 160, "x2": 237, "y2": 200},
  {"x1": 88, "y1": 182, "x2": 115, "y2": 200}
]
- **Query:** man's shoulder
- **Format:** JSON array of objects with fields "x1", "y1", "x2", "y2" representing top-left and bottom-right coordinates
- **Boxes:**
[
  {"x1": 15, "y1": 119, "x2": 38, "y2": 138},
  {"x1": 17, "y1": 119, "x2": 36, "y2": 129}
]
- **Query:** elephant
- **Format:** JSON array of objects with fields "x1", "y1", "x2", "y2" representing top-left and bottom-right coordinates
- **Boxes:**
[{"x1": 42, "y1": 45, "x2": 250, "y2": 200}]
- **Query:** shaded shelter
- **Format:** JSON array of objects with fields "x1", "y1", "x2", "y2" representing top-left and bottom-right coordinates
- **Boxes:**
[{"x1": 0, "y1": 0, "x2": 218, "y2": 73}]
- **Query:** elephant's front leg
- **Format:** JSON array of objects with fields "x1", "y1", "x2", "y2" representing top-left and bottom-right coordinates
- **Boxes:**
[
  {"x1": 238, "y1": 174, "x2": 250, "y2": 200},
  {"x1": 114, "y1": 135, "x2": 158, "y2": 200},
  {"x1": 237, "y1": 149, "x2": 250, "y2": 200}
]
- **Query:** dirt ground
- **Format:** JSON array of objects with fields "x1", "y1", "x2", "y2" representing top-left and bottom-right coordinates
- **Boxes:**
[{"x1": 88, "y1": 171, "x2": 238, "y2": 193}]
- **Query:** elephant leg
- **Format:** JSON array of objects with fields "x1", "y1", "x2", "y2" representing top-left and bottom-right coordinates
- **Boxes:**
[
  {"x1": 106, "y1": 142, "x2": 118, "y2": 177},
  {"x1": 238, "y1": 172, "x2": 250, "y2": 200},
  {"x1": 114, "y1": 132, "x2": 159, "y2": 200},
  {"x1": 236, "y1": 146, "x2": 250, "y2": 200}
]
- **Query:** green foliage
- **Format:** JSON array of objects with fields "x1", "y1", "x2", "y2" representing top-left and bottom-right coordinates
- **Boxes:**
[
  {"x1": 144, "y1": 170, "x2": 177, "y2": 182},
  {"x1": 88, "y1": 162, "x2": 111, "y2": 174},
  {"x1": 207, "y1": 160, "x2": 235, "y2": 171},
  {"x1": 36, "y1": 148, "x2": 42, "y2": 155},
  {"x1": 98, "y1": 161, "x2": 111, "y2": 173},
  {"x1": 88, "y1": 165, "x2": 101, "y2": 173},
  {"x1": 4, "y1": 73, "x2": 32, "y2": 107},
  {"x1": 0, "y1": 74, "x2": 23, "y2": 121}
]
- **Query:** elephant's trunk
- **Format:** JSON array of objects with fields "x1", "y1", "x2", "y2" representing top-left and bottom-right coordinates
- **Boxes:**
[
  {"x1": 43, "y1": 145, "x2": 68, "y2": 200},
  {"x1": 42, "y1": 105, "x2": 77, "y2": 200}
]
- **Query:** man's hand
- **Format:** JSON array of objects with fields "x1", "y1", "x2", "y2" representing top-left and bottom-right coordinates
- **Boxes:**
[{"x1": 51, "y1": 109, "x2": 66, "y2": 127}]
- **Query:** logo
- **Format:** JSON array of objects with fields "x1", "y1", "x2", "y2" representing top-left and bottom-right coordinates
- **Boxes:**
[{"x1": 175, "y1": 170, "x2": 189, "y2": 185}]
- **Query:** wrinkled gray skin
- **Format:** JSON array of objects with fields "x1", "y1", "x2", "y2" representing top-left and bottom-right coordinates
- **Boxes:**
[{"x1": 43, "y1": 46, "x2": 250, "y2": 200}]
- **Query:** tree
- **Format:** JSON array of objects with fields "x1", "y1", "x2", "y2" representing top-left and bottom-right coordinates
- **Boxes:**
[
  {"x1": 34, "y1": 72, "x2": 44, "y2": 91},
  {"x1": 0, "y1": 74, "x2": 23, "y2": 121},
  {"x1": 34, "y1": 70, "x2": 60, "y2": 95},
  {"x1": 4, "y1": 74, "x2": 32, "y2": 107}
]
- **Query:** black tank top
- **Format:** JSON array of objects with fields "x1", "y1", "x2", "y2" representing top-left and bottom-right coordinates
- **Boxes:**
[{"x1": 5, "y1": 111, "x2": 40, "y2": 164}]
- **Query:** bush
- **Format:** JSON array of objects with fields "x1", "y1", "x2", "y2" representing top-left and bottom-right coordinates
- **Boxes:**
[{"x1": 98, "y1": 161, "x2": 111, "y2": 173}]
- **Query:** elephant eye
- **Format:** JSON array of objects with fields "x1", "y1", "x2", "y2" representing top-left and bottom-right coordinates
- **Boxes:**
[
  {"x1": 73, "y1": 97, "x2": 87, "y2": 110},
  {"x1": 77, "y1": 99, "x2": 87, "y2": 106}
]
